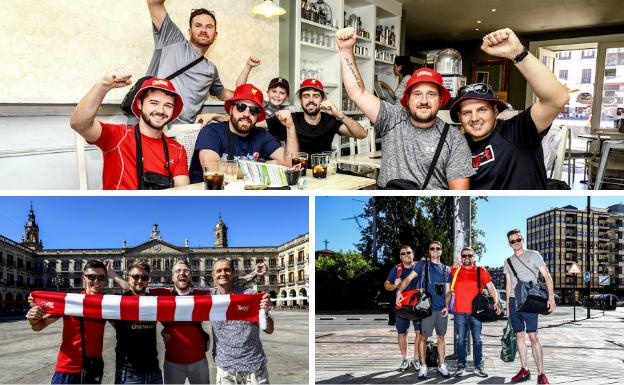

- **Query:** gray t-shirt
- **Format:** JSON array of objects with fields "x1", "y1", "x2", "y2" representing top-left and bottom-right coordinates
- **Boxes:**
[
  {"x1": 146, "y1": 14, "x2": 225, "y2": 124},
  {"x1": 211, "y1": 287, "x2": 267, "y2": 373},
  {"x1": 503, "y1": 249, "x2": 546, "y2": 298},
  {"x1": 375, "y1": 101, "x2": 475, "y2": 189},
  {"x1": 393, "y1": 75, "x2": 410, "y2": 105}
]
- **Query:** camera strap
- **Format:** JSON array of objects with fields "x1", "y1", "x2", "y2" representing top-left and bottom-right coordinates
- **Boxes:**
[{"x1": 135, "y1": 126, "x2": 173, "y2": 189}]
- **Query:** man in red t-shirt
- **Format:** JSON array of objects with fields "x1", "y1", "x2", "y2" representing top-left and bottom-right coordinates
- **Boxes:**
[
  {"x1": 70, "y1": 70, "x2": 190, "y2": 189},
  {"x1": 450, "y1": 247, "x2": 501, "y2": 378},
  {"x1": 26, "y1": 260, "x2": 108, "y2": 384}
]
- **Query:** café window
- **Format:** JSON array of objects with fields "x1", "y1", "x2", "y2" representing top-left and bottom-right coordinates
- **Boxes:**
[
  {"x1": 559, "y1": 69, "x2": 568, "y2": 80},
  {"x1": 74, "y1": 261, "x2": 82, "y2": 271},
  {"x1": 558, "y1": 51, "x2": 571, "y2": 60},
  {"x1": 581, "y1": 49, "x2": 595, "y2": 59},
  {"x1": 61, "y1": 261, "x2": 69, "y2": 271},
  {"x1": 581, "y1": 68, "x2": 592, "y2": 84}
]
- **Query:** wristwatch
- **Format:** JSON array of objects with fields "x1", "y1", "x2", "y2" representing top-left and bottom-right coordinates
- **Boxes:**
[{"x1": 513, "y1": 46, "x2": 529, "y2": 64}]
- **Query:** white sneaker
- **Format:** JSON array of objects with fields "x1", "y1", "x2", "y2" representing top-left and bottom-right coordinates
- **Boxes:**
[
  {"x1": 399, "y1": 358, "x2": 409, "y2": 371},
  {"x1": 411, "y1": 358, "x2": 420, "y2": 371},
  {"x1": 437, "y1": 363, "x2": 450, "y2": 377},
  {"x1": 418, "y1": 365, "x2": 428, "y2": 379}
]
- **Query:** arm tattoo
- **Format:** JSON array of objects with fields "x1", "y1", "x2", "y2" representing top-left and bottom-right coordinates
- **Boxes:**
[{"x1": 344, "y1": 58, "x2": 363, "y2": 88}]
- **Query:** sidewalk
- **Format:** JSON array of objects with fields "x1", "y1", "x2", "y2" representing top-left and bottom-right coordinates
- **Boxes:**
[{"x1": 316, "y1": 307, "x2": 624, "y2": 384}]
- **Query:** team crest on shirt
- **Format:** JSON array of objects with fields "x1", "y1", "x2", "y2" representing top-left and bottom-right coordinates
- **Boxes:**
[
  {"x1": 237, "y1": 305, "x2": 249, "y2": 311},
  {"x1": 472, "y1": 144, "x2": 495, "y2": 169}
]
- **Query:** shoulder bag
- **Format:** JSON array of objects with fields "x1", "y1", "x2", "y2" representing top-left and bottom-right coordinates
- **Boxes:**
[
  {"x1": 471, "y1": 266, "x2": 499, "y2": 322},
  {"x1": 394, "y1": 261, "x2": 433, "y2": 321},
  {"x1": 507, "y1": 257, "x2": 551, "y2": 315}
]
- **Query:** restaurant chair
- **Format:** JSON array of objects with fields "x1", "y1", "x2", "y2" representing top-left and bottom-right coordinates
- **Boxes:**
[
  {"x1": 546, "y1": 125, "x2": 568, "y2": 181},
  {"x1": 591, "y1": 141, "x2": 624, "y2": 189},
  {"x1": 165, "y1": 124, "x2": 203, "y2": 169},
  {"x1": 565, "y1": 130, "x2": 598, "y2": 185}
]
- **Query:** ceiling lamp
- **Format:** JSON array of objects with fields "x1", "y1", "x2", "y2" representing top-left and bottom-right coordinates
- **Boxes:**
[{"x1": 251, "y1": 0, "x2": 286, "y2": 18}]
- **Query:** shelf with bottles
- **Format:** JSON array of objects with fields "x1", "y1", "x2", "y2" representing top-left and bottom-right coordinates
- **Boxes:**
[
  {"x1": 356, "y1": 35, "x2": 372, "y2": 43},
  {"x1": 374, "y1": 41, "x2": 396, "y2": 50},
  {"x1": 300, "y1": 0, "x2": 340, "y2": 29},
  {"x1": 301, "y1": 28, "x2": 337, "y2": 50},
  {"x1": 374, "y1": 24, "x2": 397, "y2": 49},
  {"x1": 374, "y1": 49, "x2": 395, "y2": 64},
  {"x1": 301, "y1": 18, "x2": 339, "y2": 32}
]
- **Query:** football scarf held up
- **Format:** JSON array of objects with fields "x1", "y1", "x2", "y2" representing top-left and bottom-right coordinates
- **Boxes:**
[{"x1": 30, "y1": 291, "x2": 268, "y2": 328}]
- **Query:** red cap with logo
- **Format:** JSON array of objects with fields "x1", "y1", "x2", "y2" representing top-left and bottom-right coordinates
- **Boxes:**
[
  {"x1": 224, "y1": 83, "x2": 266, "y2": 122},
  {"x1": 132, "y1": 78, "x2": 184, "y2": 121},
  {"x1": 400, "y1": 68, "x2": 451, "y2": 109},
  {"x1": 296, "y1": 78, "x2": 325, "y2": 98}
]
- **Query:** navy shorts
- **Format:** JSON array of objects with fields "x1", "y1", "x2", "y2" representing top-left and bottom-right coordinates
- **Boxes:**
[
  {"x1": 509, "y1": 297, "x2": 539, "y2": 333},
  {"x1": 51, "y1": 372, "x2": 82, "y2": 384},
  {"x1": 395, "y1": 315, "x2": 421, "y2": 334}
]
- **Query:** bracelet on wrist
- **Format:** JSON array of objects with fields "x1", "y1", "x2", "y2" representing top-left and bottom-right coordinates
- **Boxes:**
[{"x1": 513, "y1": 46, "x2": 529, "y2": 64}]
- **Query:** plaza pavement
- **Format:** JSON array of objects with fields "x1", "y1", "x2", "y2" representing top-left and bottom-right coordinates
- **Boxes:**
[
  {"x1": 316, "y1": 306, "x2": 624, "y2": 384},
  {"x1": 0, "y1": 310, "x2": 309, "y2": 384}
]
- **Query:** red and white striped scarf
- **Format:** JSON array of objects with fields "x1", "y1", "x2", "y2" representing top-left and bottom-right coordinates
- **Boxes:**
[{"x1": 31, "y1": 291, "x2": 265, "y2": 324}]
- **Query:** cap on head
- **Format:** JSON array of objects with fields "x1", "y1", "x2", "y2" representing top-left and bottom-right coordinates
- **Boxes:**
[
  {"x1": 400, "y1": 68, "x2": 451, "y2": 109},
  {"x1": 296, "y1": 78, "x2": 325, "y2": 99},
  {"x1": 448, "y1": 84, "x2": 509, "y2": 123},
  {"x1": 132, "y1": 78, "x2": 184, "y2": 121},
  {"x1": 268, "y1": 77, "x2": 290, "y2": 95},
  {"x1": 224, "y1": 84, "x2": 266, "y2": 122}
]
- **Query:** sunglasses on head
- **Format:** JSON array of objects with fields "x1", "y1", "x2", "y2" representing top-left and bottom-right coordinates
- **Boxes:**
[
  {"x1": 130, "y1": 274, "x2": 150, "y2": 281},
  {"x1": 191, "y1": 8, "x2": 216, "y2": 19},
  {"x1": 85, "y1": 274, "x2": 107, "y2": 282},
  {"x1": 458, "y1": 83, "x2": 493, "y2": 97},
  {"x1": 235, "y1": 102, "x2": 262, "y2": 116},
  {"x1": 429, "y1": 247, "x2": 441, "y2": 251},
  {"x1": 509, "y1": 237, "x2": 523, "y2": 245}
]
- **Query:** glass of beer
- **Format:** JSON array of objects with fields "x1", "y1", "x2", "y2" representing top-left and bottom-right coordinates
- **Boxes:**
[
  {"x1": 222, "y1": 160, "x2": 239, "y2": 186},
  {"x1": 292, "y1": 152, "x2": 309, "y2": 176},
  {"x1": 311, "y1": 153, "x2": 329, "y2": 179},
  {"x1": 323, "y1": 149, "x2": 338, "y2": 175},
  {"x1": 203, "y1": 163, "x2": 224, "y2": 190}
]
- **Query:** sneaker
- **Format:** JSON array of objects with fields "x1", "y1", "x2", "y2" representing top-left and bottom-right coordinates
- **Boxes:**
[
  {"x1": 399, "y1": 359, "x2": 409, "y2": 372},
  {"x1": 437, "y1": 363, "x2": 450, "y2": 378},
  {"x1": 418, "y1": 365, "x2": 428, "y2": 379},
  {"x1": 511, "y1": 368, "x2": 531, "y2": 383},
  {"x1": 473, "y1": 365, "x2": 488, "y2": 378},
  {"x1": 454, "y1": 365, "x2": 466, "y2": 377},
  {"x1": 411, "y1": 358, "x2": 420, "y2": 371},
  {"x1": 537, "y1": 374, "x2": 551, "y2": 384}
]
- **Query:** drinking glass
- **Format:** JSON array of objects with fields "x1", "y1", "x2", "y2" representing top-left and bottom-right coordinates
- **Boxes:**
[{"x1": 311, "y1": 153, "x2": 329, "y2": 179}]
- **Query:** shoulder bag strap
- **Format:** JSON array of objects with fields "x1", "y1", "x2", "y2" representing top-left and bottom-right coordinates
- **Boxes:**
[
  {"x1": 421, "y1": 123, "x2": 450, "y2": 190},
  {"x1": 161, "y1": 135, "x2": 173, "y2": 186},
  {"x1": 423, "y1": 261, "x2": 430, "y2": 291},
  {"x1": 514, "y1": 253, "x2": 539, "y2": 281},
  {"x1": 506, "y1": 257, "x2": 520, "y2": 280},
  {"x1": 396, "y1": 263, "x2": 403, "y2": 278},
  {"x1": 165, "y1": 55, "x2": 205, "y2": 80},
  {"x1": 476, "y1": 266, "x2": 482, "y2": 292},
  {"x1": 451, "y1": 265, "x2": 461, "y2": 291},
  {"x1": 135, "y1": 126, "x2": 144, "y2": 190}
]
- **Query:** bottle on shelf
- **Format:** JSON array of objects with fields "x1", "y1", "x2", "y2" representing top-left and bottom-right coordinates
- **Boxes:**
[{"x1": 389, "y1": 26, "x2": 395, "y2": 47}]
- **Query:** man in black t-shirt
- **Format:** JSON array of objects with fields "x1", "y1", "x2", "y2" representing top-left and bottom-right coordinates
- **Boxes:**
[
  {"x1": 106, "y1": 260, "x2": 162, "y2": 384},
  {"x1": 266, "y1": 78, "x2": 368, "y2": 157},
  {"x1": 448, "y1": 28, "x2": 569, "y2": 190}
]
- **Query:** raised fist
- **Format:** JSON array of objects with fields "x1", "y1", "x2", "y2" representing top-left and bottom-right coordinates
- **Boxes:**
[
  {"x1": 247, "y1": 56, "x2": 261, "y2": 67},
  {"x1": 101, "y1": 68, "x2": 132, "y2": 89},
  {"x1": 480, "y1": 28, "x2": 525, "y2": 61},
  {"x1": 336, "y1": 27, "x2": 357, "y2": 50}
]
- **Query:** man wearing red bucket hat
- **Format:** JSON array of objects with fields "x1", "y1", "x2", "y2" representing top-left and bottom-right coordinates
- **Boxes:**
[
  {"x1": 336, "y1": 28, "x2": 474, "y2": 190},
  {"x1": 266, "y1": 78, "x2": 368, "y2": 157},
  {"x1": 188, "y1": 83, "x2": 298, "y2": 183},
  {"x1": 70, "y1": 69, "x2": 190, "y2": 190},
  {"x1": 448, "y1": 28, "x2": 569, "y2": 190}
]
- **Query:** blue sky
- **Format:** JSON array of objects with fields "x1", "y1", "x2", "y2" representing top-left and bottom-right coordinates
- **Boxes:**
[
  {"x1": 315, "y1": 196, "x2": 624, "y2": 268},
  {"x1": 0, "y1": 197, "x2": 308, "y2": 249}
]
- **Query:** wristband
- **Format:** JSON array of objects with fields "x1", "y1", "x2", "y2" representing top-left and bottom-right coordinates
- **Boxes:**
[{"x1": 513, "y1": 46, "x2": 529, "y2": 64}]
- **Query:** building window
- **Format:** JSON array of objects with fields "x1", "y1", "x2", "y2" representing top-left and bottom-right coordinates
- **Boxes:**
[
  {"x1": 0, "y1": 253, "x2": 3, "y2": 264},
  {"x1": 153, "y1": 259, "x2": 162, "y2": 270},
  {"x1": 558, "y1": 51, "x2": 571, "y2": 60},
  {"x1": 17, "y1": 258, "x2": 24, "y2": 269},
  {"x1": 74, "y1": 261, "x2": 82, "y2": 271},
  {"x1": 192, "y1": 276, "x2": 200, "y2": 284},
  {"x1": 581, "y1": 49, "x2": 595, "y2": 59},
  {"x1": 231, "y1": 260, "x2": 238, "y2": 270},
  {"x1": 8, "y1": 254, "x2": 14, "y2": 266},
  {"x1": 288, "y1": 272, "x2": 294, "y2": 283},
  {"x1": 244, "y1": 259, "x2": 251, "y2": 270},
  {"x1": 288, "y1": 254, "x2": 294, "y2": 266},
  {"x1": 8, "y1": 274, "x2": 15, "y2": 286},
  {"x1": 61, "y1": 261, "x2": 69, "y2": 271},
  {"x1": 559, "y1": 69, "x2": 568, "y2": 80},
  {"x1": 298, "y1": 250, "x2": 305, "y2": 262},
  {"x1": 74, "y1": 277, "x2": 82, "y2": 287},
  {"x1": 165, "y1": 260, "x2": 171, "y2": 270},
  {"x1": 191, "y1": 259, "x2": 199, "y2": 269},
  {"x1": 280, "y1": 274, "x2": 285, "y2": 284},
  {"x1": 113, "y1": 260, "x2": 121, "y2": 270},
  {"x1": 581, "y1": 69, "x2": 592, "y2": 84},
  {"x1": 270, "y1": 275, "x2": 277, "y2": 285},
  {"x1": 269, "y1": 259, "x2": 277, "y2": 268},
  {"x1": 205, "y1": 259, "x2": 213, "y2": 270},
  {"x1": 298, "y1": 270, "x2": 304, "y2": 281}
]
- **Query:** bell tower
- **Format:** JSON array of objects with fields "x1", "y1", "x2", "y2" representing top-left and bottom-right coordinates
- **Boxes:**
[
  {"x1": 21, "y1": 202, "x2": 43, "y2": 251},
  {"x1": 214, "y1": 214, "x2": 228, "y2": 248}
]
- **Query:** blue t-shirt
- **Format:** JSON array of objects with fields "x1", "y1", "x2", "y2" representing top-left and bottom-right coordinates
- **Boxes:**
[
  {"x1": 387, "y1": 264, "x2": 418, "y2": 292},
  {"x1": 189, "y1": 122, "x2": 282, "y2": 183},
  {"x1": 412, "y1": 260, "x2": 451, "y2": 311}
]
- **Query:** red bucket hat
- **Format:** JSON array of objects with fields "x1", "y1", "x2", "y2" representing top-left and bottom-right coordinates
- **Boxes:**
[
  {"x1": 132, "y1": 78, "x2": 184, "y2": 121},
  {"x1": 296, "y1": 78, "x2": 325, "y2": 98},
  {"x1": 224, "y1": 84, "x2": 266, "y2": 122},
  {"x1": 400, "y1": 68, "x2": 451, "y2": 109}
]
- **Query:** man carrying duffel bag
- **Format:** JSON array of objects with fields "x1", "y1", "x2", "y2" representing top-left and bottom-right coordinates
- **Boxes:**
[{"x1": 504, "y1": 229, "x2": 556, "y2": 384}]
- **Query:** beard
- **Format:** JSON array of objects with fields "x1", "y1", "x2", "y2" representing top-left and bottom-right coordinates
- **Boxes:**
[
  {"x1": 231, "y1": 114, "x2": 255, "y2": 135},
  {"x1": 304, "y1": 102, "x2": 320, "y2": 116},
  {"x1": 190, "y1": 33, "x2": 213, "y2": 48},
  {"x1": 409, "y1": 104, "x2": 438, "y2": 124},
  {"x1": 141, "y1": 110, "x2": 170, "y2": 130}
]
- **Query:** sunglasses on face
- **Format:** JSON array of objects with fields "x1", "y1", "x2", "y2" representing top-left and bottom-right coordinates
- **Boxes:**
[
  {"x1": 400, "y1": 251, "x2": 412, "y2": 255},
  {"x1": 235, "y1": 102, "x2": 262, "y2": 116},
  {"x1": 130, "y1": 274, "x2": 150, "y2": 281},
  {"x1": 509, "y1": 237, "x2": 523, "y2": 245},
  {"x1": 429, "y1": 247, "x2": 441, "y2": 251},
  {"x1": 458, "y1": 83, "x2": 493, "y2": 97},
  {"x1": 85, "y1": 274, "x2": 107, "y2": 282},
  {"x1": 461, "y1": 254, "x2": 474, "y2": 259}
]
